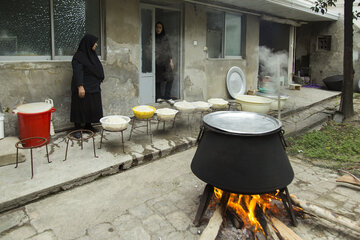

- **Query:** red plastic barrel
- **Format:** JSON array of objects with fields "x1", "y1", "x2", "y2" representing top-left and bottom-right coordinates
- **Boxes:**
[{"x1": 15, "y1": 103, "x2": 56, "y2": 147}]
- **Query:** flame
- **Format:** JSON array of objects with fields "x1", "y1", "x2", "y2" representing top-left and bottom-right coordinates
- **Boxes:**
[{"x1": 214, "y1": 188, "x2": 282, "y2": 234}]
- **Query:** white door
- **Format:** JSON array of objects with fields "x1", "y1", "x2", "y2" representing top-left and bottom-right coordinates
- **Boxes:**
[{"x1": 139, "y1": 7, "x2": 155, "y2": 104}]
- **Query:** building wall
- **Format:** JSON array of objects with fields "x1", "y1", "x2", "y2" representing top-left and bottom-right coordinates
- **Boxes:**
[
  {"x1": 0, "y1": 0, "x2": 141, "y2": 137},
  {"x1": 183, "y1": 3, "x2": 259, "y2": 101},
  {"x1": 0, "y1": 0, "x2": 261, "y2": 137},
  {"x1": 296, "y1": 17, "x2": 360, "y2": 91}
]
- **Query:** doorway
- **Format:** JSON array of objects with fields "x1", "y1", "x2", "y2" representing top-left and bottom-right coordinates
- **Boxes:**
[
  {"x1": 139, "y1": 5, "x2": 181, "y2": 104},
  {"x1": 258, "y1": 21, "x2": 292, "y2": 88}
]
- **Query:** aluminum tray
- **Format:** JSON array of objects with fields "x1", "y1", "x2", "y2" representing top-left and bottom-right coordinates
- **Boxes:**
[{"x1": 203, "y1": 111, "x2": 282, "y2": 135}]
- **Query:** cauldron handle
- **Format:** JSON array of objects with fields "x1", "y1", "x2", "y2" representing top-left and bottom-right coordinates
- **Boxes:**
[
  {"x1": 196, "y1": 125, "x2": 205, "y2": 144},
  {"x1": 279, "y1": 129, "x2": 288, "y2": 149}
]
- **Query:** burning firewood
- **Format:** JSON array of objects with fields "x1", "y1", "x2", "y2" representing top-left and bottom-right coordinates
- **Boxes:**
[
  {"x1": 263, "y1": 215, "x2": 281, "y2": 240},
  {"x1": 292, "y1": 197, "x2": 360, "y2": 234},
  {"x1": 269, "y1": 216, "x2": 302, "y2": 240},
  {"x1": 199, "y1": 204, "x2": 223, "y2": 240}
]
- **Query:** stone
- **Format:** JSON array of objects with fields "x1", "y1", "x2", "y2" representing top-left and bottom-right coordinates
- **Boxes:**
[
  {"x1": 0, "y1": 225, "x2": 36, "y2": 240},
  {"x1": 151, "y1": 200, "x2": 178, "y2": 216},
  {"x1": 113, "y1": 214, "x2": 142, "y2": 233},
  {"x1": 166, "y1": 231, "x2": 198, "y2": 240},
  {"x1": 128, "y1": 204, "x2": 154, "y2": 219},
  {"x1": 142, "y1": 214, "x2": 175, "y2": 236},
  {"x1": 25, "y1": 230, "x2": 57, "y2": 240},
  {"x1": 119, "y1": 226, "x2": 150, "y2": 240},
  {"x1": 0, "y1": 209, "x2": 28, "y2": 234},
  {"x1": 87, "y1": 223, "x2": 119, "y2": 240},
  {"x1": 166, "y1": 211, "x2": 192, "y2": 231}
]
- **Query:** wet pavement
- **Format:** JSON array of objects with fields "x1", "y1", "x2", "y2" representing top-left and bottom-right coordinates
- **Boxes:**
[{"x1": 1, "y1": 88, "x2": 357, "y2": 240}]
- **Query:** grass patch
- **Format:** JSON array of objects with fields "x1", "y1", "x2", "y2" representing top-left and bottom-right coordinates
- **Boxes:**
[{"x1": 287, "y1": 121, "x2": 360, "y2": 177}]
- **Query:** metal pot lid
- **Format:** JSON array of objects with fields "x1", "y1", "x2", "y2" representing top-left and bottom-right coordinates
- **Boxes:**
[
  {"x1": 15, "y1": 102, "x2": 52, "y2": 114},
  {"x1": 255, "y1": 91, "x2": 289, "y2": 99},
  {"x1": 203, "y1": 111, "x2": 282, "y2": 135}
]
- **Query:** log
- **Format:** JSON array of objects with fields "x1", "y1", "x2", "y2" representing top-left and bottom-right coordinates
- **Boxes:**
[
  {"x1": 264, "y1": 215, "x2": 281, "y2": 240},
  {"x1": 199, "y1": 205, "x2": 223, "y2": 240},
  {"x1": 336, "y1": 174, "x2": 360, "y2": 187},
  {"x1": 292, "y1": 197, "x2": 360, "y2": 234},
  {"x1": 270, "y1": 216, "x2": 302, "y2": 240}
]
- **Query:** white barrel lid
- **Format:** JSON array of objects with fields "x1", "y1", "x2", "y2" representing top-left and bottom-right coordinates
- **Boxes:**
[{"x1": 15, "y1": 102, "x2": 52, "y2": 114}]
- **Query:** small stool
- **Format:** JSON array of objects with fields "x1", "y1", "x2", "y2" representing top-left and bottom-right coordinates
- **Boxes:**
[
  {"x1": 64, "y1": 129, "x2": 98, "y2": 161},
  {"x1": 128, "y1": 116, "x2": 153, "y2": 143},
  {"x1": 99, "y1": 128, "x2": 127, "y2": 153},
  {"x1": 15, "y1": 137, "x2": 51, "y2": 179}
]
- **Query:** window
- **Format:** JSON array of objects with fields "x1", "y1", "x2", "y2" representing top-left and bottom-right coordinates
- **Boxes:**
[
  {"x1": 0, "y1": 0, "x2": 101, "y2": 60},
  {"x1": 206, "y1": 11, "x2": 243, "y2": 58},
  {"x1": 317, "y1": 35, "x2": 331, "y2": 51}
]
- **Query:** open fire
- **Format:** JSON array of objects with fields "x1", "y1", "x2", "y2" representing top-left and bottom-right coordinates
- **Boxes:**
[
  {"x1": 213, "y1": 187, "x2": 282, "y2": 234},
  {"x1": 194, "y1": 184, "x2": 303, "y2": 240}
]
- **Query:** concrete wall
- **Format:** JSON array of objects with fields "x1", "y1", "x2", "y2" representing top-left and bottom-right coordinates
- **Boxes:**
[
  {"x1": 0, "y1": 0, "x2": 141, "y2": 137},
  {"x1": 0, "y1": 0, "x2": 261, "y2": 137},
  {"x1": 296, "y1": 18, "x2": 360, "y2": 91},
  {"x1": 183, "y1": 3, "x2": 259, "y2": 101}
]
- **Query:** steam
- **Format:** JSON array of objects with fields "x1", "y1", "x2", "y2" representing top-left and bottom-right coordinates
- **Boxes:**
[{"x1": 258, "y1": 46, "x2": 289, "y2": 92}]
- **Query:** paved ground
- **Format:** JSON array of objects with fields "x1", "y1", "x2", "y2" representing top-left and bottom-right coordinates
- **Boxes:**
[
  {"x1": 1, "y1": 87, "x2": 357, "y2": 239},
  {"x1": 0, "y1": 148, "x2": 359, "y2": 240}
]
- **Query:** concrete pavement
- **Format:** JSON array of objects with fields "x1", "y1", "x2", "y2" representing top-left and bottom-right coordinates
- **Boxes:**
[{"x1": 0, "y1": 148, "x2": 359, "y2": 240}]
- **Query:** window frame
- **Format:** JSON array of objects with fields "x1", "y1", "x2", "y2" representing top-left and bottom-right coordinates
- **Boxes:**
[
  {"x1": 0, "y1": 0, "x2": 104, "y2": 62},
  {"x1": 206, "y1": 10, "x2": 244, "y2": 60}
]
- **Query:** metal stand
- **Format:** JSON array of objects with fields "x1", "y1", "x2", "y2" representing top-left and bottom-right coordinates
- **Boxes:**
[
  {"x1": 128, "y1": 116, "x2": 153, "y2": 143},
  {"x1": 99, "y1": 128, "x2": 127, "y2": 153},
  {"x1": 228, "y1": 101, "x2": 242, "y2": 111},
  {"x1": 156, "y1": 114, "x2": 178, "y2": 130},
  {"x1": 64, "y1": 129, "x2": 98, "y2": 161},
  {"x1": 15, "y1": 137, "x2": 51, "y2": 179}
]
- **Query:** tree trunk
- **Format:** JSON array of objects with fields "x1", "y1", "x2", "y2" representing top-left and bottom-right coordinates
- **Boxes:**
[{"x1": 340, "y1": 0, "x2": 354, "y2": 118}]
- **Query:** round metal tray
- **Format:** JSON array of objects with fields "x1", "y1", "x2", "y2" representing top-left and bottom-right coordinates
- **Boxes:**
[{"x1": 203, "y1": 111, "x2": 282, "y2": 135}]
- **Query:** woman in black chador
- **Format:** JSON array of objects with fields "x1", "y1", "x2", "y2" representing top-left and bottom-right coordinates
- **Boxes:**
[
  {"x1": 155, "y1": 21, "x2": 174, "y2": 104},
  {"x1": 70, "y1": 34, "x2": 104, "y2": 137}
]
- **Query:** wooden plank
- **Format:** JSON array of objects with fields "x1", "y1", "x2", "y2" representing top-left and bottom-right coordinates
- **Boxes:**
[
  {"x1": 199, "y1": 205, "x2": 223, "y2": 240},
  {"x1": 336, "y1": 174, "x2": 360, "y2": 187},
  {"x1": 270, "y1": 216, "x2": 302, "y2": 240}
]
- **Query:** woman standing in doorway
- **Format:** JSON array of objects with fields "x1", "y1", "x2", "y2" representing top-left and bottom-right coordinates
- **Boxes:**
[
  {"x1": 70, "y1": 34, "x2": 104, "y2": 138},
  {"x1": 155, "y1": 21, "x2": 175, "y2": 105}
]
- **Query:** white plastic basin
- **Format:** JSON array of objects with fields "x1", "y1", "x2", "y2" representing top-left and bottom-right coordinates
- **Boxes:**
[
  {"x1": 235, "y1": 95, "x2": 274, "y2": 114},
  {"x1": 192, "y1": 101, "x2": 212, "y2": 111},
  {"x1": 174, "y1": 101, "x2": 196, "y2": 113},
  {"x1": 208, "y1": 98, "x2": 229, "y2": 110},
  {"x1": 155, "y1": 108, "x2": 178, "y2": 121},
  {"x1": 255, "y1": 92, "x2": 289, "y2": 110},
  {"x1": 100, "y1": 115, "x2": 131, "y2": 131}
]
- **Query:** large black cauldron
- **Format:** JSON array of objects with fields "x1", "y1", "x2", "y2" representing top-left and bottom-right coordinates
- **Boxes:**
[{"x1": 191, "y1": 111, "x2": 294, "y2": 194}]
